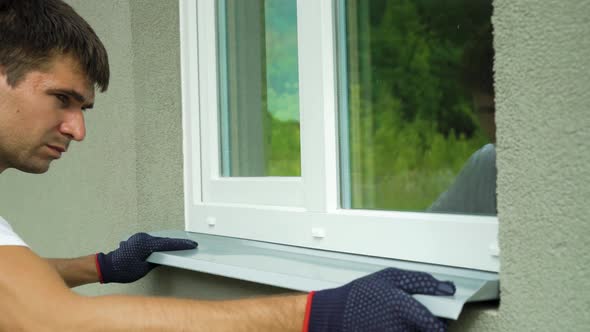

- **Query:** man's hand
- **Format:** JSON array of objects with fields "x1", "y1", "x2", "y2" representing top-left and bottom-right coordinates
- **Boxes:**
[
  {"x1": 305, "y1": 267, "x2": 456, "y2": 332},
  {"x1": 96, "y1": 232, "x2": 198, "y2": 283}
]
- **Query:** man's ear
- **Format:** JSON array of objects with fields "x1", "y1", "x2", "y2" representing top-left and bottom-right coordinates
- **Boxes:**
[
  {"x1": 0, "y1": 66, "x2": 8, "y2": 86},
  {"x1": 0, "y1": 66, "x2": 11, "y2": 87},
  {"x1": 0, "y1": 66, "x2": 6, "y2": 84}
]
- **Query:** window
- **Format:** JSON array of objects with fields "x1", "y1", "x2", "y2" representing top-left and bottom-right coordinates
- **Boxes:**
[{"x1": 180, "y1": 0, "x2": 498, "y2": 272}]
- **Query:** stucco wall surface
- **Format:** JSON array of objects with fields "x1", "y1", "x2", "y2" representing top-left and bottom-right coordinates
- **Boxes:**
[{"x1": 453, "y1": 0, "x2": 590, "y2": 330}]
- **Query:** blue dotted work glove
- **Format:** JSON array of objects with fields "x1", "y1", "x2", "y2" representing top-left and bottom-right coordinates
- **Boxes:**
[
  {"x1": 95, "y1": 232, "x2": 198, "y2": 283},
  {"x1": 304, "y1": 268, "x2": 456, "y2": 332}
]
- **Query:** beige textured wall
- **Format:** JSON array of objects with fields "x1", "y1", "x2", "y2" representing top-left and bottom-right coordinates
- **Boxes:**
[
  {"x1": 452, "y1": 0, "x2": 590, "y2": 330},
  {"x1": 0, "y1": 0, "x2": 588, "y2": 330}
]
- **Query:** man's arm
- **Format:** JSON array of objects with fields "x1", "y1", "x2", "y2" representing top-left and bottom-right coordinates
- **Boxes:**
[
  {"x1": 45, "y1": 233, "x2": 198, "y2": 288},
  {"x1": 1, "y1": 246, "x2": 454, "y2": 331},
  {"x1": 1, "y1": 246, "x2": 306, "y2": 331},
  {"x1": 45, "y1": 255, "x2": 99, "y2": 288}
]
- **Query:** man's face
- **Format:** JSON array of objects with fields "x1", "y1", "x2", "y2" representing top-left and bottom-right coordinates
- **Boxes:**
[{"x1": 0, "y1": 55, "x2": 94, "y2": 174}]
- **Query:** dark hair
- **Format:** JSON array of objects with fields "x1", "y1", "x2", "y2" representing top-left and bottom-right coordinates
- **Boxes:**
[
  {"x1": 462, "y1": 24, "x2": 494, "y2": 96},
  {"x1": 0, "y1": 0, "x2": 109, "y2": 91}
]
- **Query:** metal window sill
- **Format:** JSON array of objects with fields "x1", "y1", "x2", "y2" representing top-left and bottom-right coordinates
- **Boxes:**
[{"x1": 147, "y1": 230, "x2": 499, "y2": 320}]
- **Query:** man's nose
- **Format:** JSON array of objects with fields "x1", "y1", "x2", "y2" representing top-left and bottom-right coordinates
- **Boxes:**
[{"x1": 59, "y1": 110, "x2": 86, "y2": 142}]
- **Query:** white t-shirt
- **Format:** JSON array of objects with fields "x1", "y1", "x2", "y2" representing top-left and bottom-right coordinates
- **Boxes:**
[{"x1": 0, "y1": 216, "x2": 28, "y2": 247}]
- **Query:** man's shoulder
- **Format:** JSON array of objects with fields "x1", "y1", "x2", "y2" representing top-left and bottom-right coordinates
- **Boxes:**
[
  {"x1": 472, "y1": 143, "x2": 496, "y2": 164},
  {"x1": 0, "y1": 216, "x2": 13, "y2": 229},
  {"x1": 0, "y1": 216, "x2": 29, "y2": 247}
]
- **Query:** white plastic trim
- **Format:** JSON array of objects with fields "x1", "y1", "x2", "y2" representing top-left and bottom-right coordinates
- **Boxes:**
[{"x1": 179, "y1": 0, "x2": 201, "y2": 210}]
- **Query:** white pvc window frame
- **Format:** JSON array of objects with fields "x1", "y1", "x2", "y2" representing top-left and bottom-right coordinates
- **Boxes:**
[{"x1": 179, "y1": 0, "x2": 500, "y2": 272}]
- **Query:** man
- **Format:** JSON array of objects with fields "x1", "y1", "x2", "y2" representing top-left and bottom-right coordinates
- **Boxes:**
[{"x1": 0, "y1": 0, "x2": 455, "y2": 330}]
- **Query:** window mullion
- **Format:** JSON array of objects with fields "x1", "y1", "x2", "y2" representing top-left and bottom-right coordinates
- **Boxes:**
[{"x1": 297, "y1": 0, "x2": 339, "y2": 213}]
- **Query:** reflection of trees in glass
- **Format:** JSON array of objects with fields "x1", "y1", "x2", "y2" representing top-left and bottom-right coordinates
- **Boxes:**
[
  {"x1": 346, "y1": 0, "x2": 493, "y2": 210},
  {"x1": 264, "y1": 0, "x2": 301, "y2": 176},
  {"x1": 261, "y1": 0, "x2": 494, "y2": 210}
]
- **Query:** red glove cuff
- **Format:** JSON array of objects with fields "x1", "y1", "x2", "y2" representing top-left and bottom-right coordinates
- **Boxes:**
[
  {"x1": 94, "y1": 253, "x2": 105, "y2": 284},
  {"x1": 302, "y1": 291, "x2": 315, "y2": 332}
]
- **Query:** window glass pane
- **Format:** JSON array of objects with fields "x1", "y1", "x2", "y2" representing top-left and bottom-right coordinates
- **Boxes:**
[
  {"x1": 339, "y1": 0, "x2": 496, "y2": 215},
  {"x1": 218, "y1": 0, "x2": 301, "y2": 177}
]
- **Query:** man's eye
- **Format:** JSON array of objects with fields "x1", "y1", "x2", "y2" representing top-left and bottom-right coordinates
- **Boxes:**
[{"x1": 56, "y1": 94, "x2": 69, "y2": 106}]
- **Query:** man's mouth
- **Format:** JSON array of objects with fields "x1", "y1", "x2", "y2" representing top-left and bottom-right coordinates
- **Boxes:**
[
  {"x1": 48, "y1": 145, "x2": 66, "y2": 153},
  {"x1": 46, "y1": 144, "x2": 66, "y2": 158}
]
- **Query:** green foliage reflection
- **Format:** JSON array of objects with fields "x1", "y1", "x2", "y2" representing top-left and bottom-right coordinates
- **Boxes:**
[{"x1": 263, "y1": 0, "x2": 493, "y2": 212}]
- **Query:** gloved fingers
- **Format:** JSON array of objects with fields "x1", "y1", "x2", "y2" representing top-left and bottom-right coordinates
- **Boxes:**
[
  {"x1": 150, "y1": 237, "x2": 198, "y2": 252},
  {"x1": 373, "y1": 268, "x2": 456, "y2": 296},
  {"x1": 399, "y1": 272, "x2": 455, "y2": 296},
  {"x1": 122, "y1": 232, "x2": 152, "y2": 246},
  {"x1": 396, "y1": 292, "x2": 449, "y2": 332},
  {"x1": 123, "y1": 232, "x2": 198, "y2": 252}
]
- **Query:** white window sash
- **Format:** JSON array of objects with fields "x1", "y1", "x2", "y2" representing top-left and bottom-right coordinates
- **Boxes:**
[{"x1": 195, "y1": 0, "x2": 305, "y2": 207}]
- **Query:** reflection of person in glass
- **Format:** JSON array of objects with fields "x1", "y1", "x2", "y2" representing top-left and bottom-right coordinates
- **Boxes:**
[{"x1": 428, "y1": 25, "x2": 497, "y2": 215}]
